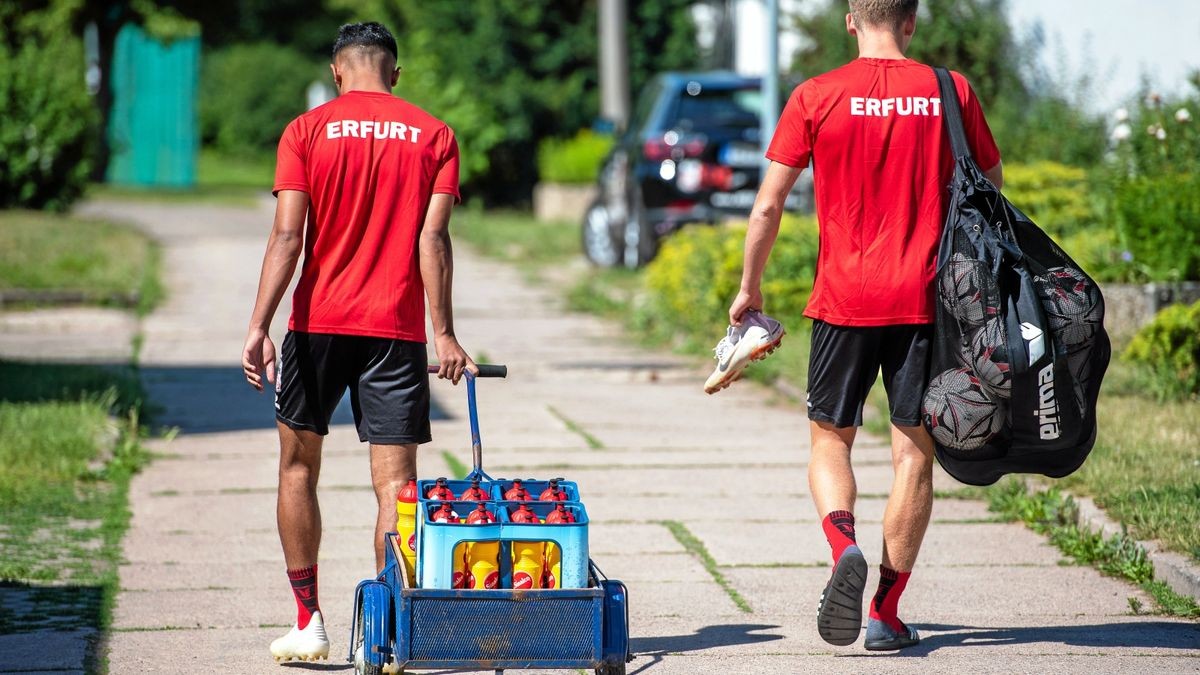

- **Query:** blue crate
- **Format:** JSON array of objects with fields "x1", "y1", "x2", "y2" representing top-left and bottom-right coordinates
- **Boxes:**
[
  {"x1": 395, "y1": 588, "x2": 605, "y2": 668},
  {"x1": 416, "y1": 500, "x2": 502, "y2": 589},
  {"x1": 491, "y1": 477, "x2": 581, "y2": 502},
  {"x1": 497, "y1": 500, "x2": 589, "y2": 589}
]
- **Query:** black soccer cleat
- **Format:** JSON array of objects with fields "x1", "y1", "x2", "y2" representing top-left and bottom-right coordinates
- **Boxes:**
[{"x1": 816, "y1": 545, "x2": 867, "y2": 646}]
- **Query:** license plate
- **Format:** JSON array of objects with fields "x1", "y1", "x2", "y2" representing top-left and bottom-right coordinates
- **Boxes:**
[
  {"x1": 710, "y1": 190, "x2": 757, "y2": 209},
  {"x1": 719, "y1": 143, "x2": 762, "y2": 168}
]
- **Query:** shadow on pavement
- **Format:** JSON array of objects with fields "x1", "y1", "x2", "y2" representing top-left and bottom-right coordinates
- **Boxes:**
[
  {"x1": 139, "y1": 365, "x2": 448, "y2": 435},
  {"x1": 0, "y1": 582, "x2": 105, "y2": 672},
  {"x1": 843, "y1": 621, "x2": 1200, "y2": 657},
  {"x1": 628, "y1": 623, "x2": 783, "y2": 674}
]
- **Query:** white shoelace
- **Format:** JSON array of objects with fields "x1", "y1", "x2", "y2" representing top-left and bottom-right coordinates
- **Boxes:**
[{"x1": 713, "y1": 327, "x2": 738, "y2": 363}]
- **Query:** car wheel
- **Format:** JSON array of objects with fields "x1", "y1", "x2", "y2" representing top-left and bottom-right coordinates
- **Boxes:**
[
  {"x1": 582, "y1": 200, "x2": 622, "y2": 267},
  {"x1": 621, "y1": 191, "x2": 659, "y2": 268}
]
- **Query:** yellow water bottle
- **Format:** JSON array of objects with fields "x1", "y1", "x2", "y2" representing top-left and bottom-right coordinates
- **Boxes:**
[
  {"x1": 510, "y1": 504, "x2": 543, "y2": 589},
  {"x1": 543, "y1": 541, "x2": 561, "y2": 589},
  {"x1": 465, "y1": 503, "x2": 500, "y2": 589},
  {"x1": 394, "y1": 479, "x2": 419, "y2": 585}
]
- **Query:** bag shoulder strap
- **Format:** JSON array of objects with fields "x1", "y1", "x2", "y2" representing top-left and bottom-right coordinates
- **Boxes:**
[{"x1": 934, "y1": 66, "x2": 972, "y2": 161}]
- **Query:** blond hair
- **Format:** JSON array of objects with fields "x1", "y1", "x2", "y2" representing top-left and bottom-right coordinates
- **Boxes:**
[{"x1": 849, "y1": 0, "x2": 919, "y2": 30}]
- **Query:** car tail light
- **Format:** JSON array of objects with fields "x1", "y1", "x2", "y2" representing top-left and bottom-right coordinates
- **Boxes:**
[
  {"x1": 700, "y1": 164, "x2": 733, "y2": 191},
  {"x1": 643, "y1": 139, "x2": 672, "y2": 162},
  {"x1": 644, "y1": 134, "x2": 708, "y2": 161},
  {"x1": 665, "y1": 199, "x2": 697, "y2": 212}
]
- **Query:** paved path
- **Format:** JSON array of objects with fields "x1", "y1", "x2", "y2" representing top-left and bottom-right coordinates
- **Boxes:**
[{"x1": 73, "y1": 198, "x2": 1200, "y2": 673}]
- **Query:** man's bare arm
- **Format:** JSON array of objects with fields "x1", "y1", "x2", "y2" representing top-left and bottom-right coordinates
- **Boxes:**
[
  {"x1": 419, "y1": 193, "x2": 476, "y2": 384},
  {"x1": 242, "y1": 190, "x2": 308, "y2": 391},
  {"x1": 729, "y1": 161, "x2": 804, "y2": 325},
  {"x1": 985, "y1": 160, "x2": 1004, "y2": 190}
]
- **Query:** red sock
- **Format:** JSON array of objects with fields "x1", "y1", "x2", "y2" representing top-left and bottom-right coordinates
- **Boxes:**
[
  {"x1": 821, "y1": 510, "x2": 857, "y2": 563},
  {"x1": 868, "y1": 565, "x2": 911, "y2": 632},
  {"x1": 287, "y1": 564, "x2": 320, "y2": 630}
]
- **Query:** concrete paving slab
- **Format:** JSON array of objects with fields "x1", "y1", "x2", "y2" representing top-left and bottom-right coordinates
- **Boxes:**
[
  {"x1": 723, "y1": 565, "x2": 1148, "y2": 619},
  {"x1": 0, "y1": 307, "x2": 136, "y2": 363}
]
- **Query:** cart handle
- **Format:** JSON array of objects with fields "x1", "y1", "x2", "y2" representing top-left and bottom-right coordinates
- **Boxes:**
[{"x1": 426, "y1": 363, "x2": 507, "y2": 378}]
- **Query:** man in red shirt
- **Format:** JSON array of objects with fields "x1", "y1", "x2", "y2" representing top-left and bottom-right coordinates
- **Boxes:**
[
  {"x1": 728, "y1": 0, "x2": 1002, "y2": 651},
  {"x1": 241, "y1": 22, "x2": 475, "y2": 662}
]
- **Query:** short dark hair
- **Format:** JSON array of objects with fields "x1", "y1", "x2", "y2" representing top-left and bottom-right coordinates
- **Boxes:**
[
  {"x1": 849, "y1": 0, "x2": 919, "y2": 30},
  {"x1": 332, "y1": 22, "x2": 398, "y2": 61}
]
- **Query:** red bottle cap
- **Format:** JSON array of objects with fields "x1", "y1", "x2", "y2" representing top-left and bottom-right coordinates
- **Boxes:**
[
  {"x1": 510, "y1": 504, "x2": 539, "y2": 523},
  {"x1": 466, "y1": 503, "x2": 497, "y2": 524},
  {"x1": 504, "y1": 479, "x2": 530, "y2": 501},
  {"x1": 397, "y1": 478, "x2": 418, "y2": 503},
  {"x1": 545, "y1": 503, "x2": 575, "y2": 524},
  {"x1": 432, "y1": 503, "x2": 459, "y2": 523},
  {"x1": 427, "y1": 477, "x2": 456, "y2": 501}
]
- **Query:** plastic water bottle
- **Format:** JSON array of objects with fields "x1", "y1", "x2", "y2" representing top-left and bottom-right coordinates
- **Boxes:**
[
  {"x1": 460, "y1": 478, "x2": 488, "y2": 501},
  {"x1": 542, "y1": 503, "x2": 575, "y2": 589},
  {"x1": 426, "y1": 477, "x2": 455, "y2": 501},
  {"x1": 509, "y1": 504, "x2": 543, "y2": 589},
  {"x1": 539, "y1": 478, "x2": 568, "y2": 501},
  {"x1": 504, "y1": 479, "x2": 530, "y2": 501},
  {"x1": 465, "y1": 503, "x2": 499, "y2": 590},
  {"x1": 431, "y1": 504, "x2": 470, "y2": 588},
  {"x1": 394, "y1": 479, "x2": 419, "y2": 584}
]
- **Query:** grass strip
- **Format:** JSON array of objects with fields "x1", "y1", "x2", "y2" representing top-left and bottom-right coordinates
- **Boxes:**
[
  {"x1": 441, "y1": 450, "x2": 470, "y2": 479},
  {"x1": 660, "y1": 520, "x2": 752, "y2": 613},
  {"x1": 546, "y1": 405, "x2": 604, "y2": 449},
  {"x1": 986, "y1": 479, "x2": 1199, "y2": 618},
  {"x1": 0, "y1": 211, "x2": 163, "y2": 313}
]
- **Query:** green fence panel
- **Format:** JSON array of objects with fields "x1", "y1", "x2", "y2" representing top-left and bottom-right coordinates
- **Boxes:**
[{"x1": 106, "y1": 24, "x2": 199, "y2": 187}]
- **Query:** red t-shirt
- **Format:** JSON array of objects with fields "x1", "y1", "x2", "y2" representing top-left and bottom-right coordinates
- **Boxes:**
[
  {"x1": 767, "y1": 58, "x2": 1000, "y2": 326},
  {"x1": 274, "y1": 90, "x2": 461, "y2": 342}
]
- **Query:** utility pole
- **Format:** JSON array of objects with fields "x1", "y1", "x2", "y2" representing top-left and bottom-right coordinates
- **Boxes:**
[
  {"x1": 599, "y1": 0, "x2": 630, "y2": 131},
  {"x1": 761, "y1": 0, "x2": 780, "y2": 170}
]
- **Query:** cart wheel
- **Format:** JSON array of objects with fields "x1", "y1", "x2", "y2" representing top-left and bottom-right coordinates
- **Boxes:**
[
  {"x1": 595, "y1": 665, "x2": 626, "y2": 675},
  {"x1": 355, "y1": 583, "x2": 392, "y2": 675}
]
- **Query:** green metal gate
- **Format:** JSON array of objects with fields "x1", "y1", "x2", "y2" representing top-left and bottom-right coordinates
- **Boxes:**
[{"x1": 106, "y1": 24, "x2": 199, "y2": 187}]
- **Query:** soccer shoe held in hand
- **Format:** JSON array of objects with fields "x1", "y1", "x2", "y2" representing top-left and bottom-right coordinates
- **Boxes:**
[
  {"x1": 704, "y1": 310, "x2": 785, "y2": 394},
  {"x1": 270, "y1": 610, "x2": 330, "y2": 662}
]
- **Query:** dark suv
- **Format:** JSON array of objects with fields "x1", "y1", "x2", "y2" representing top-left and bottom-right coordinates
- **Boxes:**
[{"x1": 583, "y1": 71, "x2": 811, "y2": 267}]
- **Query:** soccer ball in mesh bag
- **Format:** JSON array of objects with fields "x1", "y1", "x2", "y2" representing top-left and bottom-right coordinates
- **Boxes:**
[
  {"x1": 938, "y1": 253, "x2": 1000, "y2": 328},
  {"x1": 964, "y1": 318, "x2": 1011, "y2": 398},
  {"x1": 1033, "y1": 267, "x2": 1102, "y2": 352},
  {"x1": 923, "y1": 368, "x2": 1005, "y2": 451}
]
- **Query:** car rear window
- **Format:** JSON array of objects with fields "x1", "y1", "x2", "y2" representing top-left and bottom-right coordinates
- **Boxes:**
[{"x1": 672, "y1": 86, "x2": 762, "y2": 132}]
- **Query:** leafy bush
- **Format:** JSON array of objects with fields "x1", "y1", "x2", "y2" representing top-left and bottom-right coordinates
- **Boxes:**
[
  {"x1": 1104, "y1": 90, "x2": 1200, "y2": 281},
  {"x1": 537, "y1": 130, "x2": 614, "y2": 184},
  {"x1": 1003, "y1": 162, "x2": 1098, "y2": 238},
  {"x1": 644, "y1": 216, "x2": 818, "y2": 337},
  {"x1": 1123, "y1": 300, "x2": 1200, "y2": 399},
  {"x1": 200, "y1": 42, "x2": 320, "y2": 155},
  {"x1": 1108, "y1": 173, "x2": 1200, "y2": 282},
  {"x1": 0, "y1": 2, "x2": 98, "y2": 210}
]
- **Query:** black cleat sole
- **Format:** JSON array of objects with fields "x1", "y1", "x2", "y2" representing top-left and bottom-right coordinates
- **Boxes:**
[{"x1": 817, "y1": 546, "x2": 867, "y2": 646}]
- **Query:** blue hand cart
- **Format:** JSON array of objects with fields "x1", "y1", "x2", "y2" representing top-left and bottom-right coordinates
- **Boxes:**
[{"x1": 347, "y1": 365, "x2": 632, "y2": 675}]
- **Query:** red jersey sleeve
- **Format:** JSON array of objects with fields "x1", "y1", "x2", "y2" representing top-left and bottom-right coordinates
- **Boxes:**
[
  {"x1": 273, "y1": 117, "x2": 309, "y2": 195},
  {"x1": 766, "y1": 80, "x2": 819, "y2": 168},
  {"x1": 952, "y1": 72, "x2": 1001, "y2": 171},
  {"x1": 433, "y1": 129, "x2": 461, "y2": 204}
]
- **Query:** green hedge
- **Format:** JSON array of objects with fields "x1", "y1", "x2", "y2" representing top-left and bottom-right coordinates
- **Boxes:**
[
  {"x1": 643, "y1": 216, "x2": 818, "y2": 337},
  {"x1": 200, "y1": 42, "x2": 320, "y2": 155},
  {"x1": 1110, "y1": 173, "x2": 1200, "y2": 282},
  {"x1": 537, "y1": 130, "x2": 614, "y2": 184},
  {"x1": 0, "y1": 4, "x2": 98, "y2": 210},
  {"x1": 1123, "y1": 300, "x2": 1200, "y2": 400}
]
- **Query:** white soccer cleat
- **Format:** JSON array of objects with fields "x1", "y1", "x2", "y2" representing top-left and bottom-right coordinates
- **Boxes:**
[
  {"x1": 270, "y1": 611, "x2": 330, "y2": 662},
  {"x1": 704, "y1": 310, "x2": 785, "y2": 394}
]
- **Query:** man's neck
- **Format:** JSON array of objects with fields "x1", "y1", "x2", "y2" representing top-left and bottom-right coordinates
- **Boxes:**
[
  {"x1": 855, "y1": 32, "x2": 907, "y2": 60},
  {"x1": 338, "y1": 77, "x2": 392, "y2": 95}
]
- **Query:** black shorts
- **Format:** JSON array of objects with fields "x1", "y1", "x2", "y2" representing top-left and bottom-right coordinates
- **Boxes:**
[
  {"x1": 275, "y1": 331, "x2": 431, "y2": 445},
  {"x1": 806, "y1": 320, "x2": 933, "y2": 429}
]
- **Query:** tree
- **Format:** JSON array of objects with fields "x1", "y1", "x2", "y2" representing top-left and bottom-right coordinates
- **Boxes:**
[
  {"x1": 329, "y1": 0, "x2": 698, "y2": 203},
  {"x1": 789, "y1": 0, "x2": 1104, "y2": 167}
]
